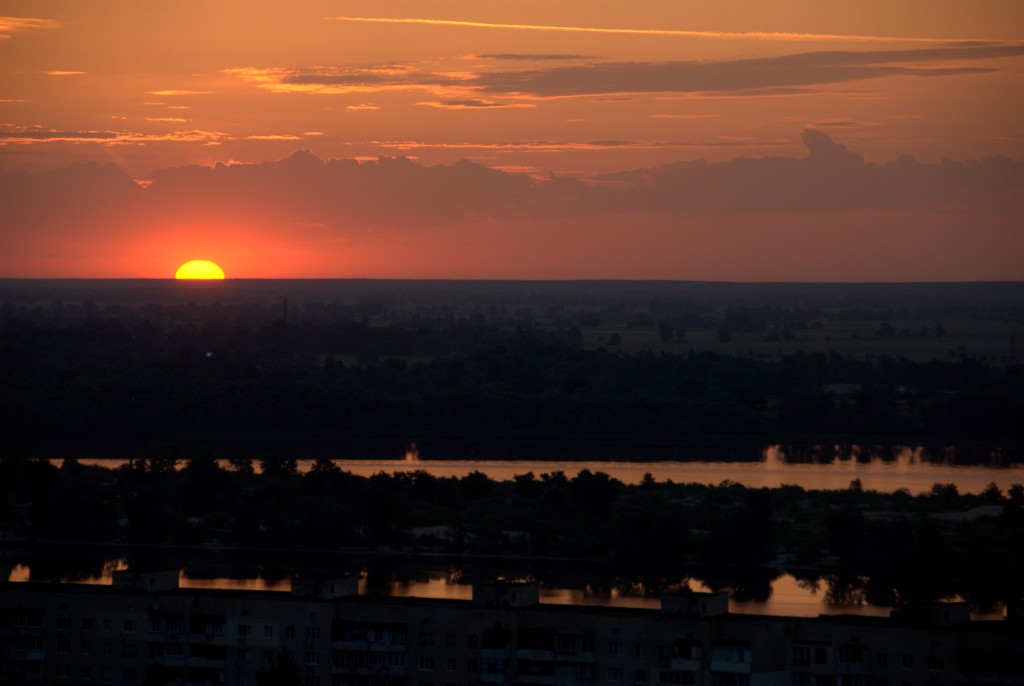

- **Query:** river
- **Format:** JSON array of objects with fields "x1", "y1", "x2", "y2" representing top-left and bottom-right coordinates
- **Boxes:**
[
  {"x1": 58, "y1": 445, "x2": 1024, "y2": 494},
  {"x1": 4, "y1": 558, "x2": 1005, "y2": 620}
]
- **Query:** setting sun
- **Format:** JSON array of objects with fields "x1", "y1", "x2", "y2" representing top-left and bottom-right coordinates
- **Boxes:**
[{"x1": 175, "y1": 260, "x2": 225, "y2": 280}]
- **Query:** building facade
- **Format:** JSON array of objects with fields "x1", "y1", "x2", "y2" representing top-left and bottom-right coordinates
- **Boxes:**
[{"x1": 1, "y1": 573, "x2": 1021, "y2": 686}]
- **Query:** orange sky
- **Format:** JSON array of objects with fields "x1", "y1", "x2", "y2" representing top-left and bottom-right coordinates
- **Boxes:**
[{"x1": 1, "y1": 1, "x2": 1022, "y2": 279}]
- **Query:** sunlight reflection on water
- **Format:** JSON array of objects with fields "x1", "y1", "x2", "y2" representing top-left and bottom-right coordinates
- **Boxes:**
[
  {"x1": 52, "y1": 444, "x2": 1022, "y2": 494},
  {"x1": 5, "y1": 562, "x2": 1004, "y2": 619}
]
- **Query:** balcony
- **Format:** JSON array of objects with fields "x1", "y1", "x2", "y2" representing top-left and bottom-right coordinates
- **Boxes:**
[{"x1": 710, "y1": 645, "x2": 752, "y2": 674}]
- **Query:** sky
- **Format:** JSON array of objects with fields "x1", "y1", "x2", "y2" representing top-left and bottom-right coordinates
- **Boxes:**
[{"x1": 1, "y1": 1, "x2": 1022, "y2": 280}]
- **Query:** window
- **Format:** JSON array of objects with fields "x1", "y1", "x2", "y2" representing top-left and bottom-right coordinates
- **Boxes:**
[
  {"x1": 56, "y1": 616, "x2": 73, "y2": 630},
  {"x1": 635, "y1": 669, "x2": 649, "y2": 684},
  {"x1": 122, "y1": 643, "x2": 137, "y2": 657},
  {"x1": 285, "y1": 627, "x2": 295, "y2": 639},
  {"x1": 81, "y1": 665, "x2": 92, "y2": 680},
  {"x1": 419, "y1": 632, "x2": 434, "y2": 647},
  {"x1": 901, "y1": 655, "x2": 913, "y2": 669},
  {"x1": 238, "y1": 648, "x2": 252, "y2": 662},
  {"x1": 123, "y1": 620, "x2": 137, "y2": 634},
  {"x1": 305, "y1": 628, "x2": 321, "y2": 641},
  {"x1": 239, "y1": 624, "x2": 251, "y2": 637},
  {"x1": 82, "y1": 641, "x2": 91, "y2": 655},
  {"x1": 877, "y1": 653, "x2": 888, "y2": 668},
  {"x1": 306, "y1": 652, "x2": 321, "y2": 666},
  {"x1": 102, "y1": 642, "x2": 113, "y2": 656},
  {"x1": 264, "y1": 625, "x2": 274, "y2": 639},
  {"x1": 102, "y1": 619, "x2": 112, "y2": 632},
  {"x1": 608, "y1": 641, "x2": 622, "y2": 656},
  {"x1": 813, "y1": 677, "x2": 832, "y2": 686},
  {"x1": 659, "y1": 672, "x2": 695, "y2": 685},
  {"x1": 445, "y1": 658, "x2": 457, "y2": 672},
  {"x1": 609, "y1": 667, "x2": 624, "y2": 682},
  {"x1": 122, "y1": 668, "x2": 137, "y2": 683},
  {"x1": 815, "y1": 647, "x2": 828, "y2": 664},
  {"x1": 927, "y1": 656, "x2": 944, "y2": 671},
  {"x1": 82, "y1": 618, "x2": 93, "y2": 631},
  {"x1": 635, "y1": 643, "x2": 646, "y2": 657},
  {"x1": 57, "y1": 639, "x2": 71, "y2": 654},
  {"x1": 419, "y1": 656, "x2": 435, "y2": 671},
  {"x1": 573, "y1": 665, "x2": 595, "y2": 681},
  {"x1": 839, "y1": 646, "x2": 865, "y2": 665},
  {"x1": 712, "y1": 645, "x2": 751, "y2": 664},
  {"x1": 445, "y1": 633, "x2": 457, "y2": 648},
  {"x1": 56, "y1": 664, "x2": 71, "y2": 679},
  {"x1": 793, "y1": 647, "x2": 811, "y2": 666}
]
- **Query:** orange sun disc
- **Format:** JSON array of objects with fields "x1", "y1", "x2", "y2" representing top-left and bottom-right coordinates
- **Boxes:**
[{"x1": 175, "y1": 260, "x2": 225, "y2": 279}]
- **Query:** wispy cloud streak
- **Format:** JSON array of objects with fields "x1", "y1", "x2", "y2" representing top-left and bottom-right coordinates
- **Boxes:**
[
  {"x1": 327, "y1": 16, "x2": 982, "y2": 44},
  {"x1": 0, "y1": 124, "x2": 230, "y2": 145},
  {"x1": 476, "y1": 44, "x2": 1024, "y2": 97},
  {"x1": 226, "y1": 43, "x2": 1023, "y2": 101},
  {"x1": 0, "y1": 16, "x2": 59, "y2": 39}
]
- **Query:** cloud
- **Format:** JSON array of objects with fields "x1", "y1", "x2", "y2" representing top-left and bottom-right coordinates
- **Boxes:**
[
  {"x1": 3, "y1": 131, "x2": 1020, "y2": 279},
  {"x1": 245, "y1": 134, "x2": 304, "y2": 141},
  {"x1": 0, "y1": 124, "x2": 230, "y2": 145},
  {"x1": 364, "y1": 139, "x2": 773, "y2": 154},
  {"x1": 473, "y1": 53, "x2": 592, "y2": 61},
  {"x1": 145, "y1": 90, "x2": 213, "y2": 96},
  {"x1": 475, "y1": 44, "x2": 1024, "y2": 97},
  {"x1": 7, "y1": 129, "x2": 1017, "y2": 224},
  {"x1": 145, "y1": 117, "x2": 188, "y2": 123},
  {"x1": 226, "y1": 43, "x2": 1022, "y2": 103},
  {"x1": 44, "y1": 71, "x2": 84, "y2": 76},
  {"x1": 326, "y1": 16, "x2": 976, "y2": 44},
  {"x1": 224, "y1": 66, "x2": 458, "y2": 95},
  {"x1": 417, "y1": 99, "x2": 535, "y2": 109},
  {"x1": 0, "y1": 16, "x2": 59, "y2": 39}
]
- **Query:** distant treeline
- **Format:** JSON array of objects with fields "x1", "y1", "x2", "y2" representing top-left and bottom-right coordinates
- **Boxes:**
[
  {"x1": 2, "y1": 302, "x2": 1022, "y2": 458},
  {"x1": 3, "y1": 457, "x2": 1022, "y2": 610}
]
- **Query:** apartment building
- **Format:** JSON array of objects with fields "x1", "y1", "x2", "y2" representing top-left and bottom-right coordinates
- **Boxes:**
[{"x1": 1, "y1": 572, "x2": 1020, "y2": 686}]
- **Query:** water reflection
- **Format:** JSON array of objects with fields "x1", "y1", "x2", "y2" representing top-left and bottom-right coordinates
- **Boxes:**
[
  {"x1": 50, "y1": 443, "x2": 1023, "y2": 494},
  {"x1": 5, "y1": 556, "x2": 1005, "y2": 619},
  {"x1": 180, "y1": 571, "x2": 291, "y2": 592}
]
